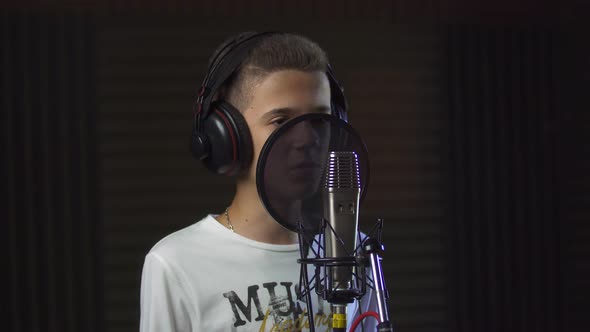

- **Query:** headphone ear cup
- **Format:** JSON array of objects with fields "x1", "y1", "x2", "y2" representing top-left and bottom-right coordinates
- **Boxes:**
[
  {"x1": 199, "y1": 101, "x2": 253, "y2": 176},
  {"x1": 190, "y1": 123, "x2": 210, "y2": 162}
]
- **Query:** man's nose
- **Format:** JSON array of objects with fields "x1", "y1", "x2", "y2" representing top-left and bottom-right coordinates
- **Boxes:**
[{"x1": 291, "y1": 121, "x2": 320, "y2": 149}]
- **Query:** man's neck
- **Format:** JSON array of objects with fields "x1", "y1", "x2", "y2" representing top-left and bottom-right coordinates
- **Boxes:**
[{"x1": 215, "y1": 182, "x2": 298, "y2": 245}]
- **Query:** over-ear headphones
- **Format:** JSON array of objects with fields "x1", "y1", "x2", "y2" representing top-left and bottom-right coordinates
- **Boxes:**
[{"x1": 191, "y1": 31, "x2": 349, "y2": 176}]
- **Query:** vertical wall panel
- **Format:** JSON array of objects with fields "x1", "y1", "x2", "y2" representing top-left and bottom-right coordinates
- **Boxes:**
[
  {"x1": 555, "y1": 27, "x2": 590, "y2": 332},
  {"x1": 2, "y1": 13, "x2": 101, "y2": 332},
  {"x1": 446, "y1": 27, "x2": 560, "y2": 332}
]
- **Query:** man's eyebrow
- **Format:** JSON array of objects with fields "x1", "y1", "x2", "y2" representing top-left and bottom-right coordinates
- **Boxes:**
[
  {"x1": 262, "y1": 106, "x2": 332, "y2": 121},
  {"x1": 262, "y1": 108, "x2": 293, "y2": 121}
]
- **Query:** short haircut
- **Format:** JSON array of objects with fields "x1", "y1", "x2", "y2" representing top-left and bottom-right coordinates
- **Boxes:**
[{"x1": 210, "y1": 32, "x2": 329, "y2": 110}]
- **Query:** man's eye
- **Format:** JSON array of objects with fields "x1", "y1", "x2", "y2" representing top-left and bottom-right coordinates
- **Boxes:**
[{"x1": 271, "y1": 117, "x2": 287, "y2": 126}]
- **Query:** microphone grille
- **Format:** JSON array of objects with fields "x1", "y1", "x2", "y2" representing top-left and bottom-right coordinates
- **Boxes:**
[{"x1": 324, "y1": 151, "x2": 360, "y2": 189}]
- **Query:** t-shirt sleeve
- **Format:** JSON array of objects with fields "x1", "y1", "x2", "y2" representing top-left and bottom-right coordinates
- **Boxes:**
[{"x1": 140, "y1": 252, "x2": 195, "y2": 332}]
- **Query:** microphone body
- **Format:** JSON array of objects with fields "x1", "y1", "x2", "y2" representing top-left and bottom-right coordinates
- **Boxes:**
[{"x1": 322, "y1": 151, "x2": 361, "y2": 331}]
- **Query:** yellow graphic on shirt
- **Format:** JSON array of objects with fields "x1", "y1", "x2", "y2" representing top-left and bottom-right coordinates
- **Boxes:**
[{"x1": 259, "y1": 308, "x2": 331, "y2": 332}]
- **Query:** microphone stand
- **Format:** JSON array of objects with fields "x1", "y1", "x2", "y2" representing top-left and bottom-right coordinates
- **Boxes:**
[
  {"x1": 363, "y1": 237, "x2": 394, "y2": 332},
  {"x1": 297, "y1": 231, "x2": 317, "y2": 332}
]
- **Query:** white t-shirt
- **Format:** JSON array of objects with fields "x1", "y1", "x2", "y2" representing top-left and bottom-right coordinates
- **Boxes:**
[{"x1": 140, "y1": 215, "x2": 377, "y2": 332}]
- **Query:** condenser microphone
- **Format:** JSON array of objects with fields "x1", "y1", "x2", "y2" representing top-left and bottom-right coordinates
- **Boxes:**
[{"x1": 322, "y1": 151, "x2": 361, "y2": 331}]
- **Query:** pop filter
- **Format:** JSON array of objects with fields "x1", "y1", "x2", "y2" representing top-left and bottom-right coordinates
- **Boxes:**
[{"x1": 256, "y1": 113, "x2": 369, "y2": 235}]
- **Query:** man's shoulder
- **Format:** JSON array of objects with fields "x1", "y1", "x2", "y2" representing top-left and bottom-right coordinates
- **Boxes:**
[{"x1": 147, "y1": 214, "x2": 218, "y2": 262}]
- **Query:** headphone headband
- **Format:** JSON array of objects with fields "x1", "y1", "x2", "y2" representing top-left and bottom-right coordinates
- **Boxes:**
[
  {"x1": 197, "y1": 32, "x2": 277, "y2": 122},
  {"x1": 196, "y1": 31, "x2": 348, "y2": 124}
]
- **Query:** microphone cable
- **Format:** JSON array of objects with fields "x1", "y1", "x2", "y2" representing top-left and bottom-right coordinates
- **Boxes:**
[{"x1": 349, "y1": 311, "x2": 380, "y2": 332}]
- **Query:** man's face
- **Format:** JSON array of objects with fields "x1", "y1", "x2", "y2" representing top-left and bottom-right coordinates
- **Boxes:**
[{"x1": 241, "y1": 69, "x2": 332, "y2": 183}]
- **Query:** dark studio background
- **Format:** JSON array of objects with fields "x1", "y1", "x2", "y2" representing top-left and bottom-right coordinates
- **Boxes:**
[{"x1": 3, "y1": 1, "x2": 589, "y2": 332}]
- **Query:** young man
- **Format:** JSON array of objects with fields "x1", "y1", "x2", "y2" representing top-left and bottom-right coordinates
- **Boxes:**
[{"x1": 140, "y1": 32, "x2": 376, "y2": 332}]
